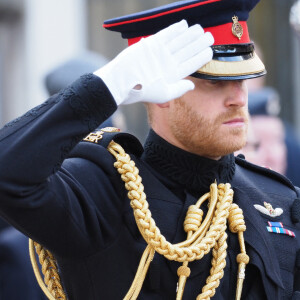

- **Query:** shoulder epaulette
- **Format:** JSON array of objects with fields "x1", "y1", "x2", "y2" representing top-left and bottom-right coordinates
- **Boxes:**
[
  {"x1": 82, "y1": 127, "x2": 144, "y2": 157},
  {"x1": 235, "y1": 155, "x2": 296, "y2": 192}
]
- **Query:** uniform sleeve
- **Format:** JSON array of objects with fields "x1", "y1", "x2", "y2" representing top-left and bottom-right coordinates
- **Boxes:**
[{"x1": 0, "y1": 73, "x2": 120, "y2": 258}]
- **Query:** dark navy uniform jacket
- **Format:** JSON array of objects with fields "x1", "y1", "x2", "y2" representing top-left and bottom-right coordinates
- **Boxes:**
[{"x1": 0, "y1": 74, "x2": 299, "y2": 300}]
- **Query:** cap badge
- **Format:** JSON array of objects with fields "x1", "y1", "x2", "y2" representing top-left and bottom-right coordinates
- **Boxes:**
[
  {"x1": 232, "y1": 16, "x2": 243, "y2": 40},
  {"x1": 253, "y1": 202, "x2": 284, "y2": 218}
]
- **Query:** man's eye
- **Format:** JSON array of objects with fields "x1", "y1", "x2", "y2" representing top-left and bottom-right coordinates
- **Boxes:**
[{"x1": 208, "y1": 80, "x2": 219, "y2": 85}]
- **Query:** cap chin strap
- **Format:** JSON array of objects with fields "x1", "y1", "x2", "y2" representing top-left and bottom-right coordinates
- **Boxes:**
[{"x1": 29, "y1": 140, "x2": 249, "y2": 300}]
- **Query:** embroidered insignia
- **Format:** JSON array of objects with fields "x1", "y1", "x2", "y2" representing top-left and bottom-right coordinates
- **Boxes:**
[
  {"x1": 253, "y1": 202, "x2": 283, "y2": 218},
  {"x1": 83, "y1": 131, "x2": 104, "y2": 143},
  {"x1": 232, "y1": 16, "x2": 243, "y2": 40},
  {"x1": 83, "y1": 127, "x2": 120, "y2": 143}
]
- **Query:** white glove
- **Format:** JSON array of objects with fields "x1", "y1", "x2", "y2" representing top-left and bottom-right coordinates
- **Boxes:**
[{"x1": 94, "y1": 20, "x2": 214, "y2": 105}]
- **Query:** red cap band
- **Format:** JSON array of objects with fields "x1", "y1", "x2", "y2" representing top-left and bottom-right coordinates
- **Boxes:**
[
  {"x1": 128, "y1": 36, "x2": 149, "y2": 46},
  {"x1": 128, "y1": 21, "x2": 250, "y2": 46},
  {"x1": 204, "y1": 21, "x2": 250, "y2": 45}
]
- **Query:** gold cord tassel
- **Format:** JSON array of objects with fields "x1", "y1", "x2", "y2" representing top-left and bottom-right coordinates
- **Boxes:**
[{"x1": 228, "y1": 204, "x2": 249, "y2": 300}]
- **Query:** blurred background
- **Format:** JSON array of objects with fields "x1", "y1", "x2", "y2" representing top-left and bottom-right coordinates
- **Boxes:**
[{"x1": 0, "y1": 0, "x2": 299, "y2": 143}]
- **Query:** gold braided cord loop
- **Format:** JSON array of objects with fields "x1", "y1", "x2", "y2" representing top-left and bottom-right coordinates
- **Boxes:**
[
  {"x1": 108, "y1": 141, "x2": 233, "y2": 263},
  {"x1": 108, "y1": 141, "x2": 248, "y2": 300},
  {"x1": 29, "y1": 239, "x2": 66, "y2": 300},
  {"x1": 29, "y1": 139, "x2": 249, "y2": 300}
]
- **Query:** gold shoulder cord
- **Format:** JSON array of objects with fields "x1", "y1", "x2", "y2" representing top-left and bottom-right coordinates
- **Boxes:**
[{"x1": 29, "y1": 138, "x2": 249, "y2": 300}]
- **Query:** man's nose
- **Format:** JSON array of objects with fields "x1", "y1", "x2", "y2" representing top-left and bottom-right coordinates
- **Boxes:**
[{"x1": 224, "y1": 81, "x2": 247, "y2": 108}]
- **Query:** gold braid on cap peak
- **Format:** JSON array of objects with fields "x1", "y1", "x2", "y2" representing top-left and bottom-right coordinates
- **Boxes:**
[{"x1": 29, "y1": 140, "x2": 249, "y2": 300}]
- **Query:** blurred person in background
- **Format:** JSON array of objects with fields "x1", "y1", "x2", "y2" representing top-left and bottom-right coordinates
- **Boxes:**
[
  {"x1": 237, "y1": 78, "x2": 300, "y2": 187},
  {"x1": 236, "y1": 87, "x2": 285, "y2": 173},
  {"x1": 45, "y1": 51, "x2": 127, "y2": 130}
]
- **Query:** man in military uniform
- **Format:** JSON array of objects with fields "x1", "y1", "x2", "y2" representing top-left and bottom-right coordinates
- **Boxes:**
[{"x1": 0, "y1": 0, "x2": 299, "y2": 299}]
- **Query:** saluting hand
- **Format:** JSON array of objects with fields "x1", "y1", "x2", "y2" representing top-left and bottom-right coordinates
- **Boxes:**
[{"x1": 94, "y1": 19, "x2": 214, "y2": 105}]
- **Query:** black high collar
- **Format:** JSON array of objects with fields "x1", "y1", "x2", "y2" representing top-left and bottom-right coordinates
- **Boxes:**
[{"x1": 141, "y1": 129, "x2": 236, "y2": 196}]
